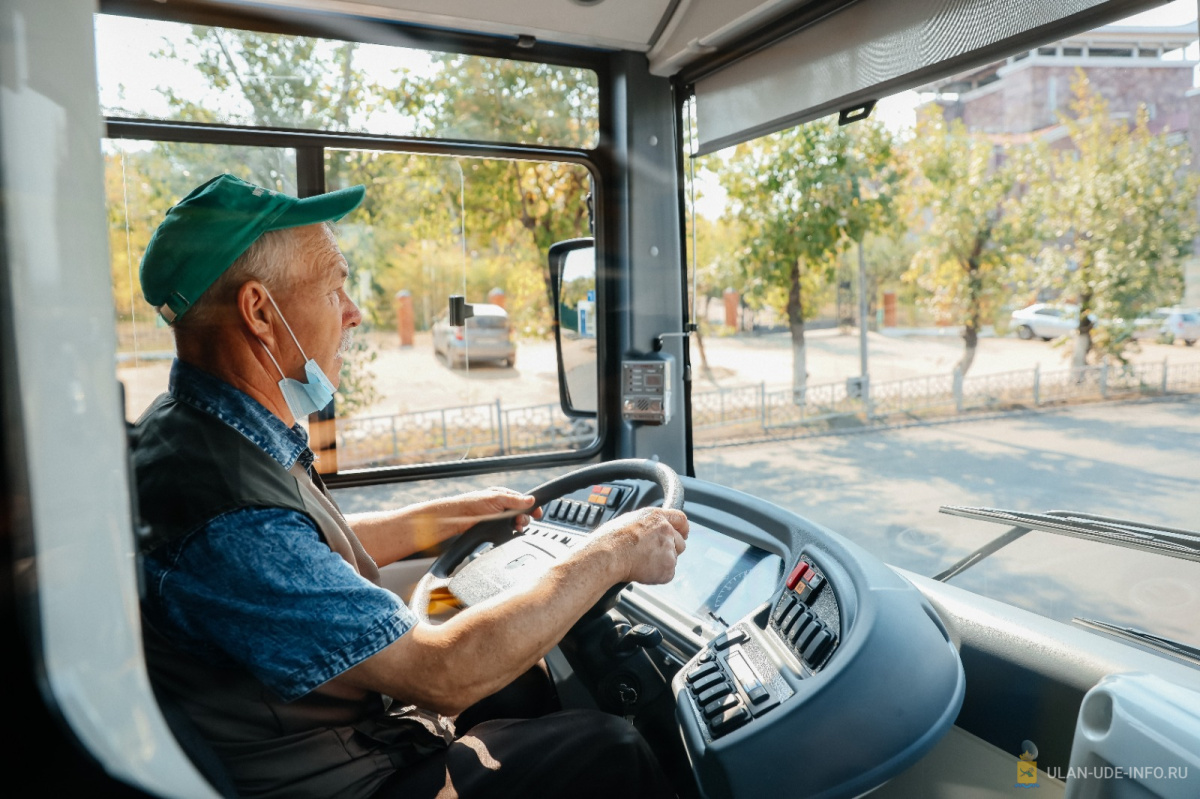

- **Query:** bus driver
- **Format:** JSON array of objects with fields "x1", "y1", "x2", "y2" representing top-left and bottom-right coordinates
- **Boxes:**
[{"x1": 130, "y1": 174, "x2": 689, "y2": 799}]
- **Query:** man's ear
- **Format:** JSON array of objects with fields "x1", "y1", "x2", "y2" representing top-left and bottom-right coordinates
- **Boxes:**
[{"x1": 237, "y1": 280, "x2": 276, "y2": 349}]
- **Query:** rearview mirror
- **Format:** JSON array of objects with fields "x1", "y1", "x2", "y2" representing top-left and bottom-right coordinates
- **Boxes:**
[{"x1": 549, "y1": 238, "x2": 597, "y2": 416}]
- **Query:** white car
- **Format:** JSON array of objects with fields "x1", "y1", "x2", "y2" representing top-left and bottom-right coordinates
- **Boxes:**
[
  {"x1": 1132, "y1": 308, "x2": 1199, "y2": 346},
  {"x1": 1011, "y1": 303, "x2": 1080, "y2": 340}
]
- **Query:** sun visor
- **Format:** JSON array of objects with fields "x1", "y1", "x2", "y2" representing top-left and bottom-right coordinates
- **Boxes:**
[{"x1": 693, "y1": 0, "x2": 1165, "y2": 155}]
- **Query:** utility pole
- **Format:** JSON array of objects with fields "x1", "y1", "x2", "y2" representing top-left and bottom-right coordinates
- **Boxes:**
[{"x1": 857, "y1": 236, "x2": 871, "y2": 415}]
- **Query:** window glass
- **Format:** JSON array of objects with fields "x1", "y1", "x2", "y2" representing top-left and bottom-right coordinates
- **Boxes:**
[
  {"x1": 94, "y1": 14, "x2": 600, "y2": 149},
  {"x1": 107, "y1": 140, "x2": 297, "y2": 421},
  {"x1": 325, "y1": 150, "x2": 596, "y2": 469},
  {"x1": 687, "y1": 2, "x2": 1200, "y2": 649}
]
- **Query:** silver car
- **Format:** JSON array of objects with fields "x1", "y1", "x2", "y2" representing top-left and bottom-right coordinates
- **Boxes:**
[
  {"x1": 432, "y1": 303, "x2": 517, "y2": 367},
  {"x1": 1132, "y1": 308, "x2": 1200, "y2": 346},
  {"x1": 1011, "y1": 303, "x2": 1079, "y2": 340}
]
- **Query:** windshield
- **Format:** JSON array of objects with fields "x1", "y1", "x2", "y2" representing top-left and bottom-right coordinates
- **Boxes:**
[{"x1": 687, "y1": 1, "x2": 1200, "y2": 652}]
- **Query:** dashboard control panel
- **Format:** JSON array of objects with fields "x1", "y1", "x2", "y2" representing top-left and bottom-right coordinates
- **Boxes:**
[
  {"x1": 682, "y1": 625, "x2": 791, "y2": 740},
  {"x1": 771, "y1": 555, "x2": 839, "y2": 670},
  {"x1": 538, "y1": 484, "x2": 629, "y2": 533}
]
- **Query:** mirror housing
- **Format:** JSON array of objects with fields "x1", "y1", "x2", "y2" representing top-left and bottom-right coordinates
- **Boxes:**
[{"x1": 549, "y1": 238, "x2": 597, "y2": 417}]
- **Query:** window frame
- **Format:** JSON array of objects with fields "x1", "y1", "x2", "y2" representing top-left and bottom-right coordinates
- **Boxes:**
[{"x1": 100, "y1": 4, "x2": 621, "y2": 488}]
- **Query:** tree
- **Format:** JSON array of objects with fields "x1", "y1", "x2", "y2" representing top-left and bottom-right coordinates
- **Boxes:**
[
  {"x1": 905, "y1": 114, "x2": 1032, "y2": 376},
  {"x1": 383, "y1": 55, "x2": 597, "y2": 313},
  {"x1": 719, "y1": 119, "x2": 901, "y2": 401},
  {"x1": 1037, "y1": 74, "x2": 1199, "y2": 367}
]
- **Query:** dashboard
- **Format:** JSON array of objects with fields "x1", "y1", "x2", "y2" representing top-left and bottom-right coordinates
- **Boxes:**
[{"x1": 446, "y1": 470, "x2": 965, "y2": 799}]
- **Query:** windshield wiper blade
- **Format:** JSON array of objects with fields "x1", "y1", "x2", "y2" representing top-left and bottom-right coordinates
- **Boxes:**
[
  {"x1": 937, "y1": 506, "x2": 1200, "y2": 571},
  {"x1": 1073, "y1": 617, "x2": 1200, "y2": 668}
]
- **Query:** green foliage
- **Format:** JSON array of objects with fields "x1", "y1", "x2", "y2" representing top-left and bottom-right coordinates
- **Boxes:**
[
  {"x1": 337, "y1": 334, "x2": 379, "y2": 416},
  {"x1": 1034, "y1": 73, "x2": 1199, "y2": 365},
  {"x1": 904, "y1": 114, "x2": 1034, "y2": 374},
  {"x1": 717, "y1": 118, "x2": 902, "y2": 393}
]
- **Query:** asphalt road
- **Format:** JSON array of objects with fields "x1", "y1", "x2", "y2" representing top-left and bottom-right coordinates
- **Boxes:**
[{"x1": 339, "y1": 396, "x2": 1200, "y2": 644}]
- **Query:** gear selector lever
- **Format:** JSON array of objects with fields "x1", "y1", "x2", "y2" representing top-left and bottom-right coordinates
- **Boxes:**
[{"x1": 605, "y1": 623, "x2": 663, "y2": 657}]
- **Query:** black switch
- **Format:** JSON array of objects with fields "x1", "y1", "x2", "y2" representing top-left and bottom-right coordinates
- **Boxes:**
[
  {"x1": 772, "y1": 595, "x2": 796, "y2": 626},
  {"x1": 779, "y1": 605, "x2": 803, "y2": 635},
  {"x1": 713, "y1": 629, "x2": 748, "y2": 651},
  {"x1": 803, "y1": 629, "x2": 834, "y2": 664},
  {"x1": 747, "y1": 685, "x2": 770, "y2": 704},
  {"x1": 690, "y1": 672, "x2": 724, "y2": 693},
  {"x1": 794, "y1": 622, "x2": 821, "y2": 653},
  {"x1": 703, "y1": 694, "x2": 738, "y2": 719},
  {"x1": 585, "y1": 506, "x2": 600, "y2": 527},
  {"x1": 789, "y1": 612, "x2": 815, "y2": 645},
  {"x1": 686, "y1": 663, "x2": 719, "y2": 683},
  {"x1": 695, "y1": 682, "x2": 732, "y2": 705},
  {"x1": 710, "y1": 705, "x2": 750, "y2": 736}
]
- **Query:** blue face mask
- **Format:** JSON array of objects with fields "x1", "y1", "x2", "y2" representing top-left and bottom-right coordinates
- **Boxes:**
[{"x1": 260, "y1": 289, "x2": 337, "y2": 421}]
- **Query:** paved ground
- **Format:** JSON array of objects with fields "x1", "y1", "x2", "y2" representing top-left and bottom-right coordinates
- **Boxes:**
[{"x1": 338, "y1": 396, "x2": 1200, "y2": 643}]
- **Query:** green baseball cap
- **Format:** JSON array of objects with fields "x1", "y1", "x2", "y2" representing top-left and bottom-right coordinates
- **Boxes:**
[{"x1": 140, "y1": 173, "x2": 365, "y2": 323}]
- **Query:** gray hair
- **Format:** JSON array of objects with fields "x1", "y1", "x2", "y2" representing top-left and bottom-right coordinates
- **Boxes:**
[{"x1": 172, "y1": 226, "x2": 306, "y2": 333}]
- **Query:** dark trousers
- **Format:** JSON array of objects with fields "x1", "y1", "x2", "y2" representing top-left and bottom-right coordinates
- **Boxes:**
[{"x1": 372, "y1": 667, "x2": 674, "y2": 799}]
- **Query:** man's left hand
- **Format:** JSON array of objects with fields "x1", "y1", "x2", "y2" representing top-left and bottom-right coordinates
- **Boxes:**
[{"x1": 424, "y1": 488, "x2": 542, "y2": 539}]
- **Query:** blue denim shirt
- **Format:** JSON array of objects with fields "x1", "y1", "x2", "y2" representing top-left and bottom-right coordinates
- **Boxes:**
[{"x1": 141, "y1": 361, "x2": 415, "y2": 702}]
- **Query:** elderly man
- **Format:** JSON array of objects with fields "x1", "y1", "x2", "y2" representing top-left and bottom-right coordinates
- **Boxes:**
[{"x1": 131, "y1": 174, "x2": 688, "y2": 799}]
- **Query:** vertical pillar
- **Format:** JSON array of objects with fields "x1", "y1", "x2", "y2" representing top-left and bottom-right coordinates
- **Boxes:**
[
  {"x1": 394, "y1": 290, "x2": 414, "y2": 347},
  {"x1": 723, "y1": 288, "x2": 740, "y2": 329},
  {"x1": 883, "y1": 292, "x2": 898, "y2": 327}
]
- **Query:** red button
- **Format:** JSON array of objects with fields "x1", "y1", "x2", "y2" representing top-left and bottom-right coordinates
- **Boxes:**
[{"x1": 786, "y1": 562, "x2": 811, "y2": 590}]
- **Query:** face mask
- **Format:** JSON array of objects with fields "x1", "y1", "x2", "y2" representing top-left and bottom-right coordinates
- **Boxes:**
[{"x1": 259, "y1": 289, "x2": 337, "y2": 421}]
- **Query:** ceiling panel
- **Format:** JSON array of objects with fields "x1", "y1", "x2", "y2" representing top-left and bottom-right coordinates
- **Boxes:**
[{"x1": 245, "y1": 0, "x2": 675, "y2": 51}]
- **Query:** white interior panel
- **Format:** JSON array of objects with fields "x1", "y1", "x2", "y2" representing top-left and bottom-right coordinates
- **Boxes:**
[{"x1": 693, "y1": 0, "x2": 1166, "y2": 154}]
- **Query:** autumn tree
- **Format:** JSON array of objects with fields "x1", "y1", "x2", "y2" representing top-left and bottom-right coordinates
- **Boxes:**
[
  {"x1": 905, "y1": 114, "x2": 1033, "y2": 376},
  {"x1": 719, "y1": 118, "x2": 901, "y2": 401},
  {"x1": 1037, "y1": 75, "x2": 1198, "y2": 366},
  {"x1": 383, "y1": 55, "x2": 598, "y2": 315}
]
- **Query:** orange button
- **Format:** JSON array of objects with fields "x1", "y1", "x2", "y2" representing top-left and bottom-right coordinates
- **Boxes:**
[{"x1": 588, "y1": 494, "x2": 606, "y2": 504}]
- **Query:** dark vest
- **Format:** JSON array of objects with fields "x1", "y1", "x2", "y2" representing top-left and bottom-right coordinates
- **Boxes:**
[{"x1": 131, "y1": 393, "x2": 448, "y2": 799}]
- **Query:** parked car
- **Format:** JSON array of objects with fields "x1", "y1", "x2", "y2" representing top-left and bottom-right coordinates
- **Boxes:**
[
  {"x1": 1011, "y1": 303, "x2": 1080, "y2": 340},
  {"x1": 431, "y1": 303, "x2": 517, "y2": 367},
  {"x1": 1132, "y1": 308, "x2": 1199, "y2": 346}
]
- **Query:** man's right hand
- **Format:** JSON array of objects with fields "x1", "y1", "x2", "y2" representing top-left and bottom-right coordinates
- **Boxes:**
[{"x1": 594, "y1": 507, "x2": 689, "y2": 585}]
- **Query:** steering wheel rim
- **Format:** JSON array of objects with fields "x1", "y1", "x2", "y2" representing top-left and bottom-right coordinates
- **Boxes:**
[{"x1": 409, "y1": 458, "x2": 683, "y2": 623}]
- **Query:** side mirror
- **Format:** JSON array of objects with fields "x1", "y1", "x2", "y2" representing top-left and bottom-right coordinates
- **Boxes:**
[{"x1": 549, "y1": 238, "x2": 597, "y2": 417}]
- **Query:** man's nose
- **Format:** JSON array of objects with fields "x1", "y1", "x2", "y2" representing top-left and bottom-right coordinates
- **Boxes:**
[{"x1": 343, "y1": 294, "x2": 363, "y2": 329}]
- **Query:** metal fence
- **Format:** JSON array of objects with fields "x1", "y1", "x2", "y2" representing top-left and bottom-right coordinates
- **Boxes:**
[
  {"x1": 336, "y1": 400, "x2": 596, "y2": 469},
  {"x1": 692, "y1": 360, "x2": 1200, "y2": 446},
  {"x1": 336, "y1": 360, "x2": 1200, "y2": 467}
]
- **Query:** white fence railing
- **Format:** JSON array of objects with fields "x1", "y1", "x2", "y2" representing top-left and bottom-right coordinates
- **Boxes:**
[{"x1": 336, "y1": 360, "x2": 1200, "y2": 467}]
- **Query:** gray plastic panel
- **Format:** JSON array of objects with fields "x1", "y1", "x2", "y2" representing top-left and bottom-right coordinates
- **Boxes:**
[{"x1": 671, "y1": 477, "x2": 965, "y2": 799}]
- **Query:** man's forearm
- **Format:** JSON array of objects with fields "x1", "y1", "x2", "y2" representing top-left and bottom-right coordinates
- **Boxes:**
[
  {"x1": 341, "y1": 540, "x2": 627, "y2": 715},
  {"x1": 347, "y1": 501, "x2": 454, "y2": 566}
]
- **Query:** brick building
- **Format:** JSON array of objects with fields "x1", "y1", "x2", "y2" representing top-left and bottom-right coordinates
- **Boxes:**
[{"x1": 923, "y1": 23, "x2": 1200, "y2": 305}]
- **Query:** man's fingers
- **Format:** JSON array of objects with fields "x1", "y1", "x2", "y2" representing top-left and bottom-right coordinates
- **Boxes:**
[{"x1": 673, "y1": 530, "x2": 687, "y2": 556}]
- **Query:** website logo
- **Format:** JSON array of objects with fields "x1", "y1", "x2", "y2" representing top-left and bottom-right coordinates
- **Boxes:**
[{"x1": 1016, "y1": 740, "x2": 1039, "y2": 789}]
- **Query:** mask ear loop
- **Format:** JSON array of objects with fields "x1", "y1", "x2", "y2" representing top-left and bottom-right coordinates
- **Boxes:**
[
  {"x1": 260, "y1": 340, "x2": 288, "y2": 382},
  {"x1": 263, "y1": 287, "x2": 310, "y2": 362}
]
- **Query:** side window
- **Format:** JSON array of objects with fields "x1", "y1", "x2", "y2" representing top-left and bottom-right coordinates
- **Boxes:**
[
  {"x1": 97, "y1": 16, "x2": 601, "y2": 471},
  {"x1": 325, "y1": 151, "x2": 596, "y2": 468},
  {"x1": 106, "y1": 140, "x2": 297, "y2": 421}
]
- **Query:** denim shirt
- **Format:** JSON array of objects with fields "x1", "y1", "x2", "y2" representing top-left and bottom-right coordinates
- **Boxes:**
[{"x1": 141, "y1": 360, "x2": 415, "y2": 702}]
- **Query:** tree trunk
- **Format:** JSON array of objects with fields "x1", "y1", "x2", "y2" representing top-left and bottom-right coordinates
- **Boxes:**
[
  {"x1": 788, "y1": 259, "x2": 807, "y2": 404},
  {"x1": 1073, "y1": 288, "x2": 1094, "y2": 371},
  {"x1": 958, "y1": 243, "x2": 984, "y2": 377}
]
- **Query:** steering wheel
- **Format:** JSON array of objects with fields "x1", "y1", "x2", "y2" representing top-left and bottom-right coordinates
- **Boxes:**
[{"x1": 409, "y1": 458, "x2": 684, "y2": 624}]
